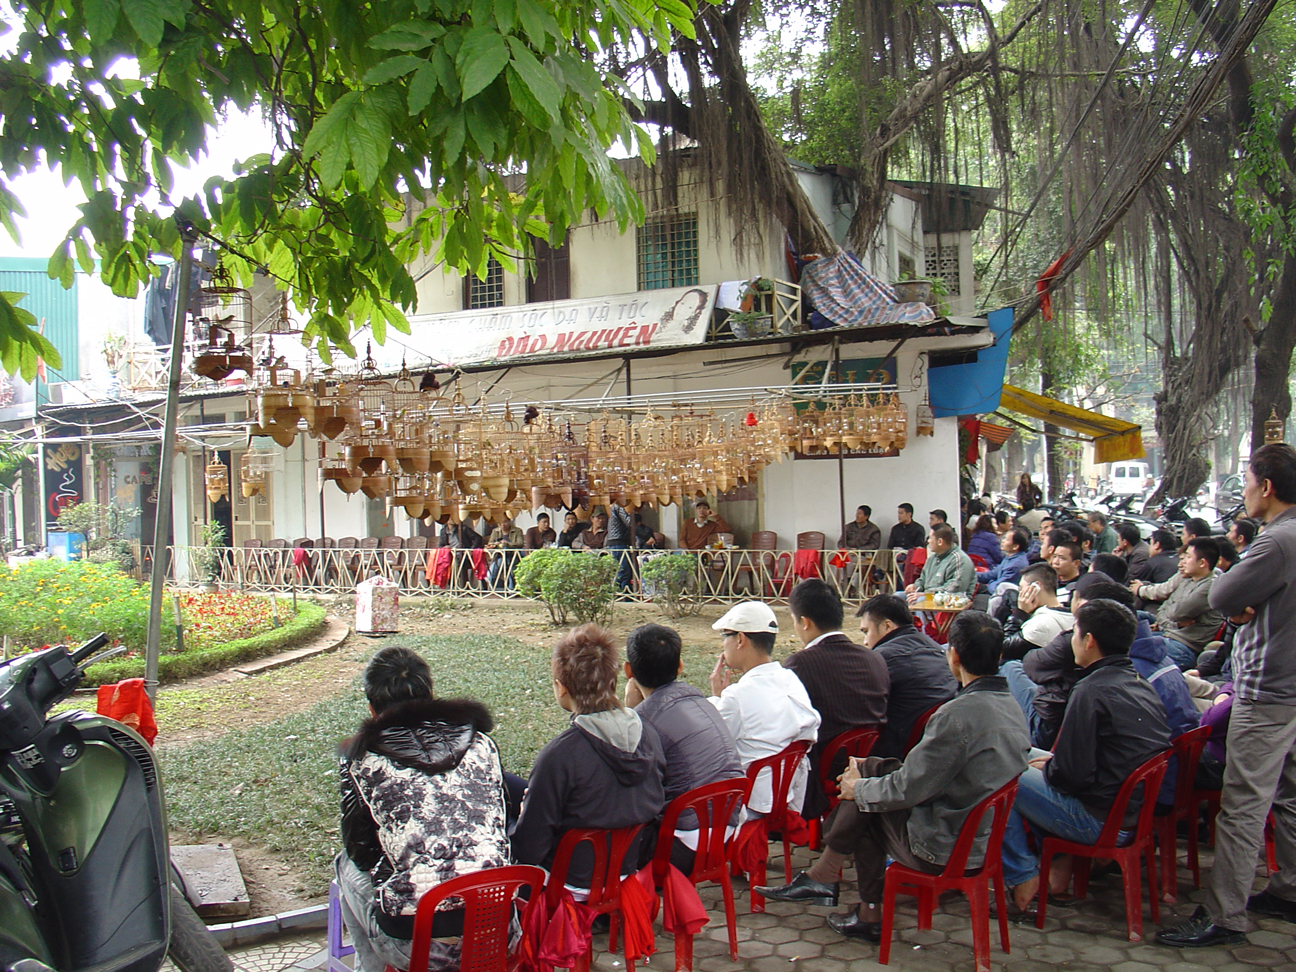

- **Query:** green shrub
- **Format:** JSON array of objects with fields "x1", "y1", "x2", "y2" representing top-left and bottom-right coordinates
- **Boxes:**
[
  {"x1": 640, "y1": 552, "x2": 702, "y2": 617},
  {"x1": 0, "y1": 559, "x2": 150, "y2": 650},
  {"x1": 513, "y1": 548, "x2": 615, "y2": 625}
]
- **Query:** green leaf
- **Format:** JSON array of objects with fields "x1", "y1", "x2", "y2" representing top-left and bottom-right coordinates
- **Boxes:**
[
  {"x1": 515, "y1": 0, "x2": 560, "y2": 43},
  {"x1": 348, "y1": 98, "x2": 392, "y2": 190},
  {"x1": 407, "y1": 61, "x2": 439, "y2": 115},
  {"x1": 302, "y1": 92, "x2": 360, "y2": 160},
  {"x1": 47, "y1": 240, "x2": 74, "y2": 289},
  {"x1": 457, "y1": 28, "x2": 510, "y2": 101},
  {"x1": 363, "y1": 55, "x2": 425, "y2": 85},
  {"x1": 369, "y1": 21, "x2": 446, "y2": 51},
  {"x1": 506, "y1": 41, "x2": 562, "y2": 123},
  {"x1": 73, "y1": 236, "x2": 95, "y2": 273},
  {"x1": 84, "y1": 0, "x2": 121, "y2": 44},
  {"x1": 122, "y1": 0, "x2": 166, "y2": 47},
  {"x1": 317, "y1": 135, "x2": 350, "y2": 190}
]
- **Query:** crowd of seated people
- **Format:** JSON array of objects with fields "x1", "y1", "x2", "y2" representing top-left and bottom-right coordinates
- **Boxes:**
[{"x1": 336, "y1": 455, "x2": 1296, "y2": 966}]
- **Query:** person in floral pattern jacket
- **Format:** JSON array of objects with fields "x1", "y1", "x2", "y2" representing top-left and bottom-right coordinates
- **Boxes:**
[{"x1": 337, "y1": 645, "x2": 510, "y2": 972}]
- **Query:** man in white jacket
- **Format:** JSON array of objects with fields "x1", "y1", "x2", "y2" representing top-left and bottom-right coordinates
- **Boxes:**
[{"x1": 708, "y1": 601, "x2": 821, "y2": 815}]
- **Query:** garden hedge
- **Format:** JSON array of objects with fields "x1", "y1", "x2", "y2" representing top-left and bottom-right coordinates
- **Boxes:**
[{"x1": 83, "y1": 601, "x2": 328, "y2": 685}]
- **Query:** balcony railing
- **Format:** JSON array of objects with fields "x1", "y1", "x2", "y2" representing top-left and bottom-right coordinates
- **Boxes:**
[{"x1": 146, "y1": 544, "x2": 905, "y2": 605}]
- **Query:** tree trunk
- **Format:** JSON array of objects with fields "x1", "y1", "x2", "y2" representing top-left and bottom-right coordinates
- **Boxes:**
[
  {"x1": 1152, "y1": 356, "x2": 1216, "y2": 499},
  {"x1": 1249, "y1": 253, "x2": 1296, "y2": 450}
]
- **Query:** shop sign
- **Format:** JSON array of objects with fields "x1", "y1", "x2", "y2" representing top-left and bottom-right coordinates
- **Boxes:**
[{"x1": 42, "y1": 442, "x2": 84, "y2": 529}]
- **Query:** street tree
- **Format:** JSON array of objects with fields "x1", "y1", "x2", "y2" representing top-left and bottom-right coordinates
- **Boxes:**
[{"x1": 0, "y1": 0, "x2": 701, "y2": 367}]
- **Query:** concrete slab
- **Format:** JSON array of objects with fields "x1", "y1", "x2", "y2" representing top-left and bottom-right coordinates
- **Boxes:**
[{"x1": 172, "y1": 843, "x2": 251, "y2": 918}]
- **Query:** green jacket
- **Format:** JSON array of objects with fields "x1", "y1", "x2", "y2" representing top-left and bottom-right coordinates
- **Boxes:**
[
  {"x1": 916, "y1": 547, "x2": 977, "y2": 595},
  {"x1": 1093, "y1": 525, "x2": 1120, "y2": 554}
]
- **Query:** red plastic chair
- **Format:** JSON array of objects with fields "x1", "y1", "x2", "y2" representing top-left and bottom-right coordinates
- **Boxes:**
[
  {"x1": 1153, "y1": 726, "x2": 1211, "y2": 902},
  {"x1": 650, "y1": 778, "x2": 750, "y2": 969},
  {"x1": 807, "y1": 726, "x2": 881, "y2": 848},
  {"x1": 969, "y1": 554, "x2": 989, "y2": 570},
  {"x1": 390, "y1": 864, "x2": 547, "y2": 972},
  {"x1": 879, "y1": 778, "x2": 1019, "y2": 972},
  {"x1": 742, "y1": 740, "x2": 811, "y2": 912},
  {"x1": 904, "y1": 703, "x2": 945, "y2": 756},
  {"x1": 545, "y1": 825, "x2": 646, "y2": 972},
  {"x1": 1036, "y1": 750, "x2": 1170, "y2": 942}
]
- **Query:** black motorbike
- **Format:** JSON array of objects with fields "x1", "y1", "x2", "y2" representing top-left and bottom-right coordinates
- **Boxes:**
[{"x1": 0, "y1": 635, "x2": 231, "y2": 972}]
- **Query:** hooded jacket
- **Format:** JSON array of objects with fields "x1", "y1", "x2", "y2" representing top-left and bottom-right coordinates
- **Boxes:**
[
  {"x1": 340, "y1": 698, "x2": 508, "y2": 937},
  {"x1": 511, "y1": 707, "x2": 665, "y2": 888},
  {"x1": 1128, "y1": 620, "x2": 1201, "y2": 803}
]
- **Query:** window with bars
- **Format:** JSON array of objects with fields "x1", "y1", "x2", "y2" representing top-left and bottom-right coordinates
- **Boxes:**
[
  {"x1": 637, "y1": 215, "x2": 699, "y2": 290},
  {"x1": 464, "y1": 258, "x2": 504, "y2": 309},
  {"x1": 924, "y1": 243, "x2": 961, "y2": 296}
]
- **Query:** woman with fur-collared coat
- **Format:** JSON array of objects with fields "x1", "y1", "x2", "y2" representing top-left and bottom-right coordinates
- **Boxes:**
[{"x1": 337, "y1": 646, "x2": 510, "y2": 972}]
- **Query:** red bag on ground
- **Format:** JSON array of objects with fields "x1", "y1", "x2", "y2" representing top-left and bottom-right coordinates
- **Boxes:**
[{"x1": 96, "y1": 678, "x2": 158, "y2": 745}]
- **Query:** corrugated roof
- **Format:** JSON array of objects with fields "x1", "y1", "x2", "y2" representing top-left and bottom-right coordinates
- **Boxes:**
[{"x1": 0, "y1": 257, "x2": 79, "y2": 382}]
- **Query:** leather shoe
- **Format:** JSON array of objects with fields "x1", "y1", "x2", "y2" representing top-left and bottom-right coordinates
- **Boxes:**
[
  {"x1": 1154, "y1": 906, "x2": 1246, "y2": 948},
  {"x1": 752, "y1": 871, "x2": 839, "y2": 907},
  {"x1": 827, "y1": 910, "x2": 882, "y2": 942},
  {"x1": 1249, "y1": 890, "x2": 1296, "y2": 921}
]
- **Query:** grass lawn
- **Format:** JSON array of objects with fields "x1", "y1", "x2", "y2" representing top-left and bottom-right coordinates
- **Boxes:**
[{"x1": 159, "y1": 630, "x2": 723, "y2": 897}]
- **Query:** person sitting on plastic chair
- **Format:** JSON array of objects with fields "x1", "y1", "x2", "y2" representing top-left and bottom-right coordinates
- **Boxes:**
[
  {"x1": 336, "y1": 646, "x2": 513, "y2": 972},
  {"x1": 755, "y1": 611, "x2": 1030, "y2": 943}
]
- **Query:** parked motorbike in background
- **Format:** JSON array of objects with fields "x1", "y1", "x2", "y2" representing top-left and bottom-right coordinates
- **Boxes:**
[{"x1": 0, "y1": 635, "x2": 231, "y2": 972}]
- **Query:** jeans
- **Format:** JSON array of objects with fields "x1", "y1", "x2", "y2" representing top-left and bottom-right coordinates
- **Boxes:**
[
  {"x1": 607, "y1": 544, "x2": 633, "y2": 591},
  {"x1": 1161, "y1": 636, "x2": 1198, "y2": 672},
  {"x1": 1000, "y1": 758, "x2": 1130, "y2": 886},
  {"x1": 999, "y1": 661, "x2": 1046, "y2": 746}
]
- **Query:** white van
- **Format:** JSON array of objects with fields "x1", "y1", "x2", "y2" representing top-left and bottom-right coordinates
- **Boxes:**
[{"x1": 1110, "y1": 461, "x2": 1151, "y2": 495}]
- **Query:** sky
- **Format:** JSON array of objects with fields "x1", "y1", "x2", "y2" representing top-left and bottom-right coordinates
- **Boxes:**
[{"x1": 0, "y1": 110, "x2": 274, "y2": 259}]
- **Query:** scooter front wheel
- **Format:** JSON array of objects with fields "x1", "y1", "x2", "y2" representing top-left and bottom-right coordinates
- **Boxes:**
[{"x1": 167, "y1": 884, "x2": 234, "y2": 972}]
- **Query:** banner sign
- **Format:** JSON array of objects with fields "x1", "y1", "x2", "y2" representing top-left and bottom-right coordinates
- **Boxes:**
[
  {"x1": 42, "y1": 442, "x2": 84, "y2": 530},
  {"x1": 789, "y1": 356, "x2": 901, "y2": 460},
  {"x1": 362, "y1": 285, "x2": 717, "y2": 370}
]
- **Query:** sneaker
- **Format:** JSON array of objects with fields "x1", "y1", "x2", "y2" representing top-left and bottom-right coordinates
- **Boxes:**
[
  {"x1": 1249, "y1": 890, "x2": 1296, "y2": 922},
  {"x1": 1154, "y1": 906, "x2": 1247, "y2": 948}
]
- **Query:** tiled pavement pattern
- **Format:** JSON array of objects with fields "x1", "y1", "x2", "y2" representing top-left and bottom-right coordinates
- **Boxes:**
[{"x1": 216, "y1": 844, "x2": 1296, "y2": 972}]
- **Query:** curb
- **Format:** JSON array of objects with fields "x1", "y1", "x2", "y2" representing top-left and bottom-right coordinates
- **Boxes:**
[
  {"x1": 233, "y1": 616, "x2": 352, "y2": 675},
  {"x1": 207, "y1": 903, "x2": 327, "y2": 948}
]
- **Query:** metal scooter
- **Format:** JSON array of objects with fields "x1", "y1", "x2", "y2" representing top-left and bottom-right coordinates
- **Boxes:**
[{"x1": 0, "y1": 634, "x2": 231, "y2": 972}]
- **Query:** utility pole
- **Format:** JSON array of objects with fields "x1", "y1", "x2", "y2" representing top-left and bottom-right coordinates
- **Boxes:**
[{"x1": 144, "y1": 224, "x2": 197, "y2": 702}]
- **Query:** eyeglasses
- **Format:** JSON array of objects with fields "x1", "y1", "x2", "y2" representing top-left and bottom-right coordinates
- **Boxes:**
[{"x1": 721, "y1": 630, "x2": 738, "y2": 641}]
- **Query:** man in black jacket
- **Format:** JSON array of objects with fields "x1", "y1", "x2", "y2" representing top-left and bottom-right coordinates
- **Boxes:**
[
  {"x1": 623, "y1": 622, "x2": 742, "y2": 870},
  {"x1": 886, "y1": 503, "x2": 926, "y2": 551},
  {"x1": 338, "y1": 646, "x2": 510, "y2": 972},
  {"x1": 1117, "y1": 522, "x2": 1152, "y2": 582},
  {"x1": 1000, "y1": 599, "x2": 1170, "y2": 912},
  {"x1": 855, "y1": 594, "x2": 957, "y2": 758},
  {"x1": 784, "y1": 580, "x2": 890, "y2": 819}
]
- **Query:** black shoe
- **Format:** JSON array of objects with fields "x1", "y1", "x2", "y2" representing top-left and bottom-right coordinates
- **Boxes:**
[
  {"x1": 827, "y1": 910, "x2": 883, "y2": 943},
  {"x1": 752, "y1": 871, "x2": 839, "y2": 907},
  {"x1": 1154, "y1": 906, "x2": 1247, "y2": 948},
  {"x1": 1249, "y1": 890, "x2": 1296, "y2": 921}
]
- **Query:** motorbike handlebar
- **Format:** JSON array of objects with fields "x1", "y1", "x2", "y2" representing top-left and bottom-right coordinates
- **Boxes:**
[{"x1": 69, "y1": 633, "x2": 109, "y2": 665}]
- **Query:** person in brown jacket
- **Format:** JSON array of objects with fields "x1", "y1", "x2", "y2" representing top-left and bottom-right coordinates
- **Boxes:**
[{"x1": 680, "y1": 499, "x2": 729, "y2": 550}]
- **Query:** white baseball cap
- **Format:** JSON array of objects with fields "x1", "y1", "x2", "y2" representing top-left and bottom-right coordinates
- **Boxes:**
[{"x1": 712, "y1": 601, "x2": 779, "y2": 634}]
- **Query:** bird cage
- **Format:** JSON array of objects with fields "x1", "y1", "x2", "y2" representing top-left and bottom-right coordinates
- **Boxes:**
[
  {"x1": 205, "y1": 459, "x2": 229, "y2": 502},
  {"x1": 240, "y1": 451, "x2": 273, "y2": 498},
  {"x1": 195, "y1": 266, "x2": 254, "y2": 344}
]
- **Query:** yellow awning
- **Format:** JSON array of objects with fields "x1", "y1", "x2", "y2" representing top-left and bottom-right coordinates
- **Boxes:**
[{"x1": 998, "y1": 385, "x2": 1146, "y2": 464}]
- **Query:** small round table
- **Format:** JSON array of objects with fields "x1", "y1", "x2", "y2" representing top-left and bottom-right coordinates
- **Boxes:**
[{"x1": 906, "y1": 594, "x2": 970, "y2": 643}]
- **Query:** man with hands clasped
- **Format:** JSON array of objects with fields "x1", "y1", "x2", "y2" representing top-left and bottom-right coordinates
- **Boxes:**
[
  {"x1": 755, "y1": 612, "x2": 1030, "y2": 943},
  {"x1": 705, "y1": 602, "x2": 820, "y2": 818}
]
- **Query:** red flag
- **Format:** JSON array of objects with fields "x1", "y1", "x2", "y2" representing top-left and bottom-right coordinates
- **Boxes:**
[{"x1": 1036, "y1": 250, "x2": 1072, "y2": 322}]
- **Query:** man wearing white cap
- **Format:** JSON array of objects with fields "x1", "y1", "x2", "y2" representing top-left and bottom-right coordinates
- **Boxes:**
[{"x1": 708, "y1": 601, "x2": 821, "y2": 815}]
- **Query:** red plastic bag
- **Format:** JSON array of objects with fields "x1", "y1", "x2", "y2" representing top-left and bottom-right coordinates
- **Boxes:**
[
  {"x1": 96, "y1": 678, "x2": 158, "y2": 745},
  {"x1": 518, "y1": 887, "x2": 595, "y2": 972},
  {"x1": 636, "y1": 864, "x2": 708, "y2": 935}
]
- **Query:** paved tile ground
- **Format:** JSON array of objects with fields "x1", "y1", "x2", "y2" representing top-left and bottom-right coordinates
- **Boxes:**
[{"x1": 223, "y1": 843, "x2": 1296, "y2": 972}]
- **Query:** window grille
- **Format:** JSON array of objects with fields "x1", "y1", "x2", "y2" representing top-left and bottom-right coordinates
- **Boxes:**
[
  {"x1": 924, "y1": 243, "x2": 961, "y2": 295},
  {"x1": 637, "y1": 215, "x2": 699, "y2": 290},
  {"x1": 466, "y1": 258, "x2": 504, "y2": 309}
]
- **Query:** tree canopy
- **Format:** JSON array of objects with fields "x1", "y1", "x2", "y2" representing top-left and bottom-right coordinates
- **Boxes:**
[{"x1": 0, "y1": 0, "x2": 701, "y2": 368}]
